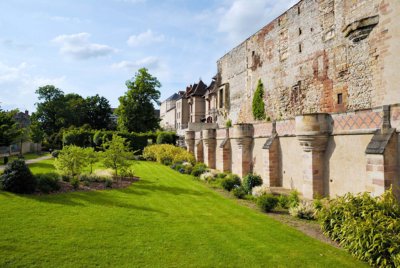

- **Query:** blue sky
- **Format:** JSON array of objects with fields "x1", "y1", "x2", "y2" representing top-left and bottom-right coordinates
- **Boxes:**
[{"x1": 0, "y1": 0, "x2": 296, "y2": 112}]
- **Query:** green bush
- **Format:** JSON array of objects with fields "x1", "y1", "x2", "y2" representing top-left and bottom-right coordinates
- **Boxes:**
[
  {"x1": 225, "y1": 119, "x2": 232, "y2": 128},
  {"x1": 242, "y1": 173, "x2": 263, "y2": 194},
  {"x1": 288, "y1": 190, "x2": 300, "y2": 208},
  {"x1": 319, "y1": 189, "x2": 400, "y2": 267},
  {"x1": 70, "y1": 177, "x2": 80, "y2": 190},
  {"x1": 191, "y1": 163, "x2": 208, "y2": 177},
  {"x1": 156, "y1": 132, "x2": 176, "y2": 145},
  {"x1": 54, "y1": 145, "x2": 87, "y2": 176},
  {"x1": 104, "y1": 178, "x2": 113, "y2": 188},
  {"x1": 143, "y1": 144, "x2": 195, "y2": 166},
  {"x1": 289, "y1": 202, "x2": 316, "y2": 220},
  {"x1": 257, "y1": 194, "x2": 278, "y2": 212},
  {"x1": 232, "y1": 186, "x2": 247, "y2": 199},
  {"x1": 221, "y1": 174, "x2": 241, "y2": 191},
  {"x1": 51, "y1": 150, "x2": 60, "y2": 158},
  {"x1": 36, "y1": 173, "x2": 61, "y2": 193},
  {"x1": 1, "y1": 160, "x2": 36, "y2": 194},
  {"x1": 277, "y1": 194, "x2": 290, "y2": 209}
]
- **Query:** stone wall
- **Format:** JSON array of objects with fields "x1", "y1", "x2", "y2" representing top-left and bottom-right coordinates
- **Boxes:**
[
  {"x1": 186, "y1": 105, "x2": 399, "y2": 199},
  {"x1": 217, "y1": 0, "x2": 400, "y2": 126}
]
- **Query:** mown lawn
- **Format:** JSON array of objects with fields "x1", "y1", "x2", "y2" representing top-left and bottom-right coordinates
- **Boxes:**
[{"x1": 0, "y1": 161, "x2": 365, "y2": 267}]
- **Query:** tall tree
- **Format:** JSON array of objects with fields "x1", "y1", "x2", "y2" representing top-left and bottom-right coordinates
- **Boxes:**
[
  {"x1": 0, "y1": 109, "x2": 22, "y2": 147},
  {"x1": 34, "y1": 85, "x2": 66, "y2": 136},
  {"x1": 116, "y1": 68, "x2": 161, "y2": 132},
  {"x1": 84, "y1": 94, "x2": 114, "y2": 130}
]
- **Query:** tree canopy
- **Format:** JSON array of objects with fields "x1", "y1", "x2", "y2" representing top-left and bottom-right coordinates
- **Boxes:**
[
  {"x1": 33, "y1": 85, "x2": 114, "y2": 137},
  {"x1": 0, "y1": 108, "x2": 22, "y2": 147},
  {"x1": 116, "y1": 68, "x2": 161, "y2": 132}
]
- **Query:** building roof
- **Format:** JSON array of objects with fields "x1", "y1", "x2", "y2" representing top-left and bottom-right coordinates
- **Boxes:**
[
  {"x1": 189, "y1": 80, "x2": 207, "y2": 97},
  {"x1": 164, "y1": 93, "x2": 181, "y2": 102}
]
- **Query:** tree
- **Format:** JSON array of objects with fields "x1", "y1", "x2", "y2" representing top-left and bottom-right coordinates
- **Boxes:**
[
  {"x1": 0, "y1": 109, "x2": 22, "y2": 159},
  {"x1": 34, "y1": 85, "x2": 65, "y2": 136},
  {"x1": 84, "y1": 94, "x2": 114, "y2": 130},
  {"x1": 252, "y1": 79, "x2": 266, "y2": 120},
  {"x1": 30, "y1": 119, "x2": 45, "y2": 153},
  {"x1": 102, "y1": 134, "x2": 131, "y2": 177},
  {"x1": 84, "y1": 147, "x2": 99, "y2": 174},
  {"x1": 116, "y1": 68, "x2": 161, "y2": 132},
  {"x1": 54, "y1": 145, "x2": 87, "y2": 176}
]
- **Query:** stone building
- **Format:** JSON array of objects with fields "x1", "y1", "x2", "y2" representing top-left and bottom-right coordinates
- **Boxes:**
[
  {"x1": 186, "y1": 0, "x2": 400, "y2": 199},
  {"x1": 160, "y1": 93, "x2": 181, "y2": 130}
]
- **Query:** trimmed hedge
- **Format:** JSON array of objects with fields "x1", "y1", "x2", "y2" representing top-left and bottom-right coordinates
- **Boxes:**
[{"x1": 62, "y1": 128, "x2": 176, "y2": 153}]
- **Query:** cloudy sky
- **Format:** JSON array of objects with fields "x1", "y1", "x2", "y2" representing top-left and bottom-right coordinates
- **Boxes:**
[{"x1": 0, "y1": 0, "x2": 296, "y2": 112}]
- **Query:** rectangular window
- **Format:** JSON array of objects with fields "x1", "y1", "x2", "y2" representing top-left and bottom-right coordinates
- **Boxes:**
[
  {"x1": 337, "y1": 93, "x2": 343, "y2": 104},
  {"x1": 219, "y1": 89, "x2": 224, "y2": 108}
]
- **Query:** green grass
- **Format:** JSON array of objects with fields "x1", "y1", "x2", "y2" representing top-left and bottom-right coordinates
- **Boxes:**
[{"x1": 0, "y1": 161, "x2": 365, "y2": 267}]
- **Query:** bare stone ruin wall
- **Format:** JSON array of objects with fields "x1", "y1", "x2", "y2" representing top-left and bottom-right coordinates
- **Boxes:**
[{"x1": 217, "y1": 0, "x2": 400, "y2": 126}]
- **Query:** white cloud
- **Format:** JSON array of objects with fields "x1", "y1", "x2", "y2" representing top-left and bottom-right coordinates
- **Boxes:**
[
  {"x1": 127, "y1": 30, "x2": 165, "y2": 47},
  {"x1": 0, "y1": 61, "x2": 67, "y2": 111},
  {"x1": 0, "y1": 62, "x2": 28, "y2": 83},
  {"x1": 111, "y1": 56, "x2": 161, "y2": 71},
  {"x1": 50, "y1": 16, "x2": 84, "y2": 24},
  {"x1": 52, "y1": 32, "x2": 116, "y2": 60},
  {"x1": 218, "y1": 0, "x2": 297, "y2": 45}
]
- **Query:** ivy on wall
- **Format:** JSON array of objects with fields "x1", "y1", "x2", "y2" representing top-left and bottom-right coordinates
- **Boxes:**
[{"x1": 252, "y1": 79, "x2": 266, "y2": 120}]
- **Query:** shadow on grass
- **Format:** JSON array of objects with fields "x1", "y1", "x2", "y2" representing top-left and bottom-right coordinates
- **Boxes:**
[{"x1": 21, "y1": 190, "x2": 169, "y2": 215}]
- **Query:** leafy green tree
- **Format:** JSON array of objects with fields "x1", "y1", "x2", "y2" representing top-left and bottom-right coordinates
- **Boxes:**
[
  {"x1": 84, "y1": 147, "x2": 99, "y2": 174},
  {"x1": 102, "y1": 134, "x2": 131, "y2": 177},
  {"x1": 116, "y1": 68, "x2": 161, "y2": 132},
  {"x1": 0, "y1": 109, "x2": 22, "y2": 159},
  {"x1": 84, "y1": 94, "x2": 114, "y2": 130},
  {"x1": 34, "y1": 85, "x2": 65, "y2": 136},
  {"x1": 30, "y1": 120, "x2": 44, "y2": 153},
  {"x1": 54, "y1": 145, "x2": 87, "y2": 176},
  {"x1": 252, "y1": 79, "x2": 266, "y2": 120}
]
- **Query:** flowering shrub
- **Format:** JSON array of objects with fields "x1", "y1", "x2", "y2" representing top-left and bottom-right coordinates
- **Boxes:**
[
  {"x1": 200, "y1": 172, "x2": 215, "y2": 182},
  {"x1": 242, "y1": 173, "x2": 263, "y2": 194},
  {"x1": 143, "y1": 144, "x2": 195, "y2": 165},
  {"x1": 252, "y1": 185, "x2": 271, "y2": 197},
  {"x1": 289, "y1": 201, "x2": 316, "y2": 220}
]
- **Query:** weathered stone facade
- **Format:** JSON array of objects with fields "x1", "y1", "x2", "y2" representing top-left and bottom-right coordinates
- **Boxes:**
[
  {"x1": 216, "y1": 0, "x2": 400, "y2": 125},
  {"x1": 186, "y1": 0, "x2": 400, "y2": 199}
]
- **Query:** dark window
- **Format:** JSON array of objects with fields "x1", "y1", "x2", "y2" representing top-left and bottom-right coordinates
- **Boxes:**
[
  {"x1": 298, "y1": 6, "x2": 301, "y2": 15},
  {"x1": 252, "y1": 51, "x2": 255, "y2": 56},
  {"x1": 299, "y1": 43, "x2": 302, "y2": 53},
  {"x1": 337, "y1": 93, "x2": 343, "y2": 104},
  {"x1": 219, "y1": 89, "x2": 224, "y2": 108},
  {"x1": 299, "y1": 28, "x2": 302, "y2": 35}
]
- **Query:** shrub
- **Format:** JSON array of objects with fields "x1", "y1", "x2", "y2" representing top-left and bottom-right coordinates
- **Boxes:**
[
  {"x1": 61, "y1": 175, "x2": 71, "y2": 182},
  {"x1": 200, "y1": 171, "x2": 215, "y2": 182},
  {"x1": 288, "y1": 190, "x2": 300, "y2": 208},
  {"x1": 191, "y1": 163, "x2": 208, "y2": 177},
  {"x1": 277, "y1": 194, "x2": 290, "y2": 209},
  {"x1": 225, "y1": 119, "x2": 232, "y2": 128},
  {"x1": 252, "y1": 185, "x2": 271, "y2": 197},
  {"x1": 143, "y1": 144, "x2": 195, "y2": 165},
  {"x1": 257, "y1": 194, "x2": 278, "y2": 212},
  {"x1": 156, "y1": 132, "x2": 176, "y2": 145},
  {"x1": 36, "y1": 173, "x2": 61, "y2": 194},
  {"x1": 242, "y1": 173, "x2": 263, "y2": 194},
  {"x1": 232, "y1": 186, "x2": 247, "y2": 199},
  {"x1": 289, "y1": 202, "x2": 316, "y2": 220},
  {"x1": 221, "y1": 174, "x2": 241, "y2": 191},
  {"x1": 70, "y1": 177, "x2": 80, "y2": 190},
  {"x1": 1, "y1": 160, "x2": 36, "y2": 194},
  {"x1": 216, "y1": 173, "x2": 228, "y2": 179},
  {"x1": 51, "y1": 150, "x2": 60, "y2": 158},
  {"x1": 102, "y1": 134, "x2": 131, "y2": 177},
  {"x1": 319, "y1": 189, "x2": 400, "y2": 267},
  {"x1": 104, "y1": 178, "x2": 113, "y2": 188},
  {"x1": 54, "y1": 145, "x2": 87, "y2": 176}
]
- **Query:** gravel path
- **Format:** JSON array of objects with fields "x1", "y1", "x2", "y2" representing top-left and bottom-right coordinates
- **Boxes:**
[{"x1": 0, "y1": 155, "x2": 52, "y2": 171}]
